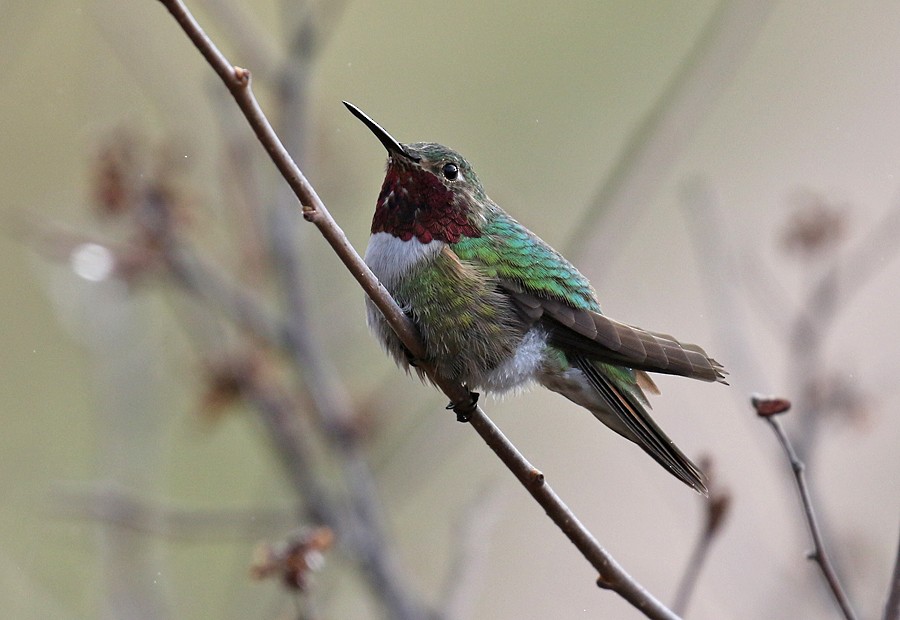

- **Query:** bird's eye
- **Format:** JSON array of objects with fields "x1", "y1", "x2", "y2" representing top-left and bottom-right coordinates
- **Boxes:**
[{"x1": 441, "y1": 162, "x2": 459, "y2": 181}]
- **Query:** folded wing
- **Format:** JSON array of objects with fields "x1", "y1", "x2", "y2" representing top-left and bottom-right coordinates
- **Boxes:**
[{"x1": 508, "y1": 288, "x2": 727, "y2": 384}]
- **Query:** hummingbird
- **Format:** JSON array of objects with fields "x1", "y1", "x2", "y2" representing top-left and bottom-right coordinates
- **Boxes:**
[{"x1": 345, "y1": 101, "x2": 726, "y2": 494}]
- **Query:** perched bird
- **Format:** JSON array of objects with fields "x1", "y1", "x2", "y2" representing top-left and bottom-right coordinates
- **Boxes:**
[{"x1": 345, "y1": 102, "x2": 726, "y2": 494}]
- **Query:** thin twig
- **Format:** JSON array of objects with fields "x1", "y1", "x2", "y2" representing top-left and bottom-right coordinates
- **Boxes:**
[
  {"x1": 166, "y1": 222, "x2": 443, "y2": 618},
  {"x1": 883, "y1": 527, "x2": 900, "y2": 620},
  {"x1": 671, "y1": 457, "x2": 731, "y2": 616},
  {"x1": 566, "y1": 0, "x2": 775, "y2": 264},
  {"x1": 154, "y1": 1, "x2": 682, "y2": 617},
  {"x1": 167, "y1": 249, "x2": 428, "y2": 618},
  {"x1": 671, "y1": 527, "x2": 714, "y2": 617},
  {"x1": 53, "y1": 484, "x2": 294, "y2": 540},
  {"x1": 441, "y1": 485, "x2": 508, "y2": 620},
  {"x1": 678, "y1": 177, "x2": 772, "y2": 392},
  {"x1": 791, "y1": 198, "x2": 900, "y2": 460},
  {"x1": 236, "y1": 358, "x2": 342, "y2": 529},
  {"x1": 155, "y1": 0, "x2": 439, "y2": 360},
  {"x1": 166, "y1": 242, "x2": 286, "y2": 347},
  {"x1": 751, "y1": 395, "x2": 858, "y2": 620}
]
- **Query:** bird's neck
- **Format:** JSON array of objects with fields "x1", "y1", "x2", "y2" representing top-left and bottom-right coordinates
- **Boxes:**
[
  {"x1": 371, "y1": 168, "x2": 482, "y2": 244},
  {"x1": 364, "y1": 232, "x2": 448, "y2": 290}
]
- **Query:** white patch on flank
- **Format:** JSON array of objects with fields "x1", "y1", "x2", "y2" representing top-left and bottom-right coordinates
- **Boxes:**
[
  {"x1": 480, "y1": 328, "x2": 548, "y2": 395},
  {"x1": 364, "y1": 232, "x2": 445, "y2": 289}
]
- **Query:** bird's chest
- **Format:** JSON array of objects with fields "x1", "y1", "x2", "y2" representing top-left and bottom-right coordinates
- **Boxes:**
[
  {"x1": 365, "y1": 232, "x2": 493, "y2": 326},
  {"x1": 364, "y1": 232, "x2": 445, "y2": 292},
  {"x1": 364, "y1": 233, "x2": 526, "y2": 379}
]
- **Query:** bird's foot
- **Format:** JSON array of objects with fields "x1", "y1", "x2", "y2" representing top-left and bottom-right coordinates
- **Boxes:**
[
  {"x1": 446, "y1": 390, "x2": 479, "y2": 423},
  {"x1": 402, "y1": 346, "x2": 419, "y2": 368}
]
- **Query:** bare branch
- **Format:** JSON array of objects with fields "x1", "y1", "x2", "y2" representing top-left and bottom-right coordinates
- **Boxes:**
[
  {"x1": 262, "y1": 6, "x2": 427, "y2": 618},
  {"x1": 165, "y1": 243, "x2": 429, "y2": 618},
  {"x1": 155, "y1": 0, "x2": 441, "y2": 361},
  {"x1": 165, "y1": 242, "x2": 286, "y2": 347},
  {"x1": 154, "y1": 1, "x2": 683, "y2": 616},
  {"x1": 235, "y1": 355, "x2": 343, "y2": 528},
  {"x1": 194, "y1": 0, "x2": 282, "y2": 79},
  {"x1": 751, "y1": 395, "x2": 858, "y2": 620}
]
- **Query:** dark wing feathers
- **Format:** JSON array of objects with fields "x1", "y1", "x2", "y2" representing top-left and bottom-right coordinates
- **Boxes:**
[
  {"x1": 508, "y1": 289, "x2": 727, "y2": 384},
  {"x1": 574, "y1": 355, "x2": 708, "y2": 494}
]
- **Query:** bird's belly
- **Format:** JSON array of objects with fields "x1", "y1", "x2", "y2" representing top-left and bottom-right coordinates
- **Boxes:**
[{"x1": 475, "y1": 327, "x2": 548, "y2": 394}]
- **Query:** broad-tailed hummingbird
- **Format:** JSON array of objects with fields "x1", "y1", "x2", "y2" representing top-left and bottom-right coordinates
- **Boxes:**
[{"x1": 345, "y1": 102, "x2": 726, "y2": 494}]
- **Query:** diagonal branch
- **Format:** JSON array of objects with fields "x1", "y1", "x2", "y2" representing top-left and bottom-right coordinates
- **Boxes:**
[
  {"x1": 566, "y1": 0, "x2": 776, "y2": 264},
  {"x1": 159, "y1": 207, "x2": 428, "y2": 619},
  {"x1": 154, "y1": 1, "x2": 682, "y2": 617},
  {"x1": 258, "y1": 12, "x2": 409, "y2": 614}
]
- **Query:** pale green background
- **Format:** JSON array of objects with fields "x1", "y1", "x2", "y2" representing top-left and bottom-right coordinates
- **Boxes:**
[{"x1": 1, "y1": 1, "x2": 898, "y2": 618}]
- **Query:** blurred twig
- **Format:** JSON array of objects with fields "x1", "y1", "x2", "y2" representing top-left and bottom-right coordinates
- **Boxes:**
[
  {"x1": 154, "y1": 1, "x2": 683, "y2": 617},
  {"x1": 261, "y1": 10, "x2": 407, "y2": 615},
  {"x1": 679, "y1": 177, "x2": 771, "y2": 392},
  {"x1": 211, "y1": 0, "x2": 421, "y2": 615},
  {"x1": 441, "y1": 486, "x2": 508, "y2": 620},
  {"x1": 141, "y1": 175, "x2": 427, "y2": 615},
  {"x1": 233, "y1": 351, "x2": 342, "y2": 528},
  {"x1": 166, "y1": 242, "x2": 286, "y2": 346},
  {"x1": 54, "y1": 484, "x2": 294, "y2": 540},
  {"x1": 29, "y1": 187, "x2": 428, "y2": 617},
  {"x1": 671, "y1": 456, "x2": 731, "y2": 616},
  {"x1": 566, "y1": 0, "x2": 775, "y2": 265},
  {"x1": 751, "y1": 395, "x2": 858, "y2": 620},
  {"x1": 683, "y1": 180, "x2": 897, "y2": 618},
  {"x1": 788, "y1": 196, "x2": 900, "y2": 459}
]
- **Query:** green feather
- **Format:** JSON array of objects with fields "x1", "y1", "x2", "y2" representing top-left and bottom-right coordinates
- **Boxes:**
[
  {"x1": 452, "y1": 211, "x2": 599, "y2": 312},
  {"x1": 452, "y1": 211, "x2": 651, "y2": 402}
]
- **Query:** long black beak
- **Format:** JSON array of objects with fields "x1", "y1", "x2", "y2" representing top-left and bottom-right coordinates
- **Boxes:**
[{"x1": 343, "y1": 101, "x2": 420, "y2": 161}]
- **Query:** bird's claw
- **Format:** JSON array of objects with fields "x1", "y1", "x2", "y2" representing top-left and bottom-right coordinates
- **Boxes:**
[
  {"x1": 446, "y1": 390, "x2": 479, "y2": 423},
  {"x1": 403, "y1": 347, "x2": 420, "y2": 368}
]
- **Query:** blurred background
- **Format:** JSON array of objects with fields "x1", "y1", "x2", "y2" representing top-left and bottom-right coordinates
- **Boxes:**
[{"x1": 2, "y1": 1, "x2": 899, "y2": 618}]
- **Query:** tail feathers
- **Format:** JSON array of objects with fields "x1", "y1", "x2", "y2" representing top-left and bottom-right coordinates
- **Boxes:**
[{"x1": 574, "y1": 356, "x2": 708, "y2": 495}]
